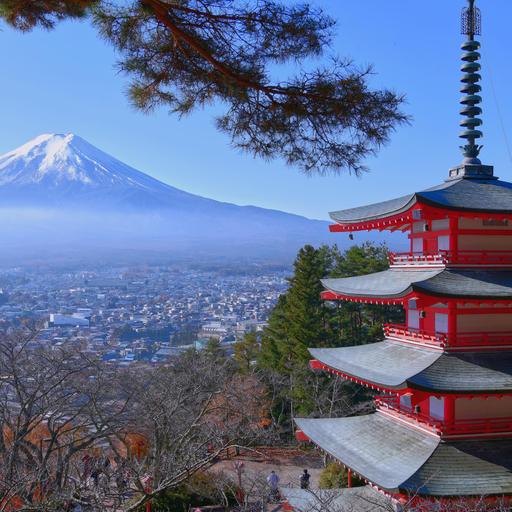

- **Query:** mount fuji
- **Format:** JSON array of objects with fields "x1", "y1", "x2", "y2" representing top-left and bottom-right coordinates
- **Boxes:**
[{"x1": 0, "y1": 133, "x2": 338, "y2": 264}]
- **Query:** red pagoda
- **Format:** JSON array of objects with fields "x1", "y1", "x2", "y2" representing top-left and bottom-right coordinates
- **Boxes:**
[{"x1": 295, "y1": 0, "x2": 512, "y2": 509}]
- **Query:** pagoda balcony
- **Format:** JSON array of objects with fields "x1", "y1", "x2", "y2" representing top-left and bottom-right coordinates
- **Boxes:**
[
  {"x1": 385, "y1": 323, "x2": 512, "y2": 350},
  {"x1": 384, "y1": 323, "x2": 446, "y2": 348},
  {"x1": 376, "y1": 395, "x2": 512, "y2": 439},
  {"x1": 389, "y1": 250, "x2": 512, "y2": 268}
]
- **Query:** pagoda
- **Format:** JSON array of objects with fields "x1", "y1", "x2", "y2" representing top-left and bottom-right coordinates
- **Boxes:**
[{"x1": 295, "y1": 1, "x2": 512, "y2": 509}]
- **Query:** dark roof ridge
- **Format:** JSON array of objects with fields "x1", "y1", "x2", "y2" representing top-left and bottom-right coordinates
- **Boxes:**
[{"x1": 330, "y1": 177, "x2": 512, "y2": 225}]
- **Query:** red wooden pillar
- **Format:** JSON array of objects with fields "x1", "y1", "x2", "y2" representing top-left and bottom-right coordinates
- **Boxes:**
[
  {"x1": 444, "y1": 396, "x2": 456, "y2": 431},
  {"x1": 449, "y1": 216, "x2": 459, "y2": 261},
  {"x1": 447, "y1": 301, "x2": 457, "y2": 346},
  {"x1": 347, "y1": 468, "x2": 352, "y2": 488}
]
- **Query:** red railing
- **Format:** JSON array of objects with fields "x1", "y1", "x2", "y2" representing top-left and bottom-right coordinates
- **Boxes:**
[
  {"x1": 384, "y1": 324, "x2": 446, "y2": 348},
  {"x1": 389, "y1": 252, "x2": 446, "y2": 266},
  {"x1": 376, "y1": 395, "x2": 442, "y2": 432},
  {"x1": 389, "y1": 250, "x2": 512, "y2": 267},
  {"x1": 376, "y1": 395, "x2": 512, "y2": 437},
  {"x1": 384, "y1": 323, "x2": 512, "y2": 349}
]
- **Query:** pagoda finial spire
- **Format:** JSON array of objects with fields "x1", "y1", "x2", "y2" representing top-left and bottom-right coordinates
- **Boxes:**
[
  {"x1": 449, "y1": 0, "x2": 494, "y2": 179},
  {"x1": 459, "y1": 0, "x2": 483, "y2": 163}
]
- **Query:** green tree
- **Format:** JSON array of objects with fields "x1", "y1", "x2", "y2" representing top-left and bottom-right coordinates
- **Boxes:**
[
  {"x1": 328, "y1": 243, "x2": 404, "y2": 345},
  {"x1": 203, "y1": 337, "x2": 226, "y2": 361},
  {"x1": 284, "y1": 244, "x2": 335, "y2": 365},
  {"x1": 259, "y1": 294, "x2": 289, "y2": 372},
  {"x1": 0, "y1": 0, "x2": 406, "y2": 175},
  {"x1": 259, "y1": 243, "x2": 400, "y2": 427},
  {"x1": 0, "y1": 0, "x2": 94, "y2": 29},
  {"x1": 319, "y1": 462, "x2": 365, "y2": 489},
  {"x1": 260, "y1": 244, "x2": 336, "y2": 372},
  {"x1": 233, "y1": 331, "x2": 259, "y2": 373},
  {"x1": 332, "y1": 242, "x2": 389, "y2": 278}
]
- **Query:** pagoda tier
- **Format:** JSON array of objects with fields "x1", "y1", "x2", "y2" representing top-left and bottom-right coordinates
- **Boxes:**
[
  {"x1": 329, "y1": 177, "x2": 512, "y2": 231},
  {"x1": 321, "y1": 269, "x2": 512, "y2": 302},
  {"x1": 309, "y1": 343, "x2": 512, "y2": 394},
  {"x1": 329, "y1": 180, "x2": 512, "y2": 269},
  {"x1": 295, "y1": 414, "x2": 512, "y2": 498}
]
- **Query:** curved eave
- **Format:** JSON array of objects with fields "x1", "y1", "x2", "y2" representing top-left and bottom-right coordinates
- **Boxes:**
[
  {"x1": 321, "y1": 269, "x2": 443, "y2": 302},
  {"x1": 310, "y1": 342, "x2": 441, "y2": 391},
  {"x1": 322, "y1": 269, "x2": 512, "y2": 303},
  {"x1": 329, "y1": 178, "x2": 512, "y2": 231},
  {"x1": 295, "y1": 414, "x2": 512, "y2": 497},
  {"x1": 310, "y1": 342, "x2": 512, "y2": 394},
  {"x1": 329, "y1": 194, "x2": 417, "y2": 230},
  {"x1": 294, "y1": 414, "x2": 440, "y2": 493}
]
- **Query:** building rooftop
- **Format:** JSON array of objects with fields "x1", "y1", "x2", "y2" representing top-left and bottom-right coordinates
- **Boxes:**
[
  {"x1": 295, "y1": 413, "x2": 512, "y2": 497},
  {"x1": 330, "y1": 177, "x2": 512, "y2": 226},
  {"x1": 322, "y1": 269, "x2": 512, "y2": 300},
  {"x1": 310, "y1": 342, "x2": 512, "y2": 393},
  {"x1": 280, "y1": 486, "x2": 391, "y2": 512}
]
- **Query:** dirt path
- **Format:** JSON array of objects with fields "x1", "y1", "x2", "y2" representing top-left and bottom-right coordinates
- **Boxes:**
[{"x1": 211, "y1": 446, "x2": 324, "y2": 490}]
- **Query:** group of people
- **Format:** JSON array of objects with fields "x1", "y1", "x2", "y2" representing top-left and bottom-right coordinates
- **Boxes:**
[{"x1": 266, "y1": 469, "x2": 311, "y2": 501}]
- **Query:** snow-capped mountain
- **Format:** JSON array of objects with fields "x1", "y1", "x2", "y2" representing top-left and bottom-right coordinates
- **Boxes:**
[
  {"x1": 0, "y1": 133, "x2": 223, "y2": 209},
  {"x1": 0, "y1": 133, "x2": 339, "y2": 263}
]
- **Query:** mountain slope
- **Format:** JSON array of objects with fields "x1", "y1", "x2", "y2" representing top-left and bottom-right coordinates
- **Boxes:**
[
  {"x1": 0, "y1": 133, "x2": 342, "y2": 263},
  {"x1": 0, "y1": 133, "x2": 224, "y2": 209}
]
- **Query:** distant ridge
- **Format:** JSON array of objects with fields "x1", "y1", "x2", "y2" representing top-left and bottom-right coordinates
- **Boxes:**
[{"x1": 0, "y1": 133, "x2": 343, "y2": 264}]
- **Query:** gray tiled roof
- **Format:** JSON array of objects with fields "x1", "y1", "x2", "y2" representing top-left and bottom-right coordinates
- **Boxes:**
[
  {"x1": 295, "y1": 414, "x2": 512, "y2": 497},
  {"x1": 330, "y1": 178, "x2": 512, "y2": 225},
  {"x1": 310, "y1": 343, "x2": 440, "y2": 389},
  {"x1": 330, "y1": 194, "x2": 415, "y2": 223},
  {"x1": 322, "y1": 269, "x2": 442, "y2": 299},
  {"x1": 280, "y1": 486, "x2": 392, "y2": 511},
  {"x1": 403, "y1": 440, "x2": 512, "y2": 497},
  {"x1": 310, "y1": 341, "x2": 512, "y2": 393},
  {"x1": 322, "y1": 269, "x2": 512, "y2": 300},
  {"x1": 295, "y1": 414, "x2": 440, "y2": 491},
  {"x1": 410, "y1": 351, "x2": 512, "y2": 393}
]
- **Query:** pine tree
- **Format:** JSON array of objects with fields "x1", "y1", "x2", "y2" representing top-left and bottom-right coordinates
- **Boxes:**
[
  {"x1": 330, "y1": 243, "x2": 404, "y2": 344},
  {"x1": 284, "y1": 245, "x2": 334, "y2": 366},
  {"x1": 203, "y1": 337, "x2": 226, "y2": 361},
  {"x1": 332, "y1": 242, "x2": 389, "y2": 278},
  {"x1": 259, "y1": 243, "x2": 400, "y2": 425},
  {"x1": 233, "y1": 331, "x2": 259, "y2": 373},
  {"x1": 259, "y1": 245, "x2": 336, "y2": 372},
  {"x1": 0, "y1": 0, "x2": 406, "y2": 175},
  {"x1": 258, "y1": 295, "x2": 288, "y2": 372},
  {"x1": 0, "y1": 0, "x2": 94, "y2": 30}
]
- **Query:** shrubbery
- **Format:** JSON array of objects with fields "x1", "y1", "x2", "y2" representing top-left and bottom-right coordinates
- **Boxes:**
[{"x1": 319, "y1": 463, "x2": 364, "y2": 489}]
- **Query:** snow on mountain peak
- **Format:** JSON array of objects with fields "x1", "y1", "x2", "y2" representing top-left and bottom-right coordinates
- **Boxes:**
[{"x1": 0, "y1": 133, "x2": 171, "y2": 192}]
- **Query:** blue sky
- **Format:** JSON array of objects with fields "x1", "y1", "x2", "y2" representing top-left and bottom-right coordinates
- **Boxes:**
[{"x1": 0, "y1": 0, "x2": 511, "y2": 220}]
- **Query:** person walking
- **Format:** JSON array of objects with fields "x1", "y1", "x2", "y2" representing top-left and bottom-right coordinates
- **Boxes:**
[
  {"x1": 267, "y1": 470, "x2": 280, "y2": 502},
  {"x1": 300, "y1": 469, "x2": 311, "y2": 490}
]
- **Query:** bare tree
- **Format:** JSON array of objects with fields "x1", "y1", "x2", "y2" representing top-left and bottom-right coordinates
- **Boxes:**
[
  {"x1": 0, "y1": 330, "x2": 272, "y2": 511},
  {"x1": 117, "y1": 351, "x2": 273, "y2": 511},
  {"x1": 0, "y1": 328, "x2": 131, "y2": 511}
]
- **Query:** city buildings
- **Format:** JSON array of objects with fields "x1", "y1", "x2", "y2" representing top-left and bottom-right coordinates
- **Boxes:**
[{"x1": 0, "y1": 265, "x2": 286, "y2": 364}]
